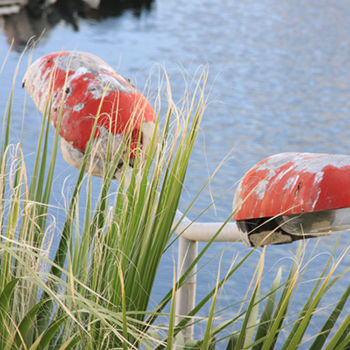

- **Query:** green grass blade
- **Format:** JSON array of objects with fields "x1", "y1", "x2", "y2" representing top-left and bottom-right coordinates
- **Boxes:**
[
  {"x1": 0, "y1": 278, "x2": 20, "y2": 349},
  {"x1": 119, "y1": 264, "x2": 129, "y2": 350},
  {"x1": 202, "y1": 258, "x2": 222, "y2": 350},
  {"x1": 281, "y1": 238, "x2": 341, "y2": 350},
  {"x1": 284, "y1": 248, "x2": 349, "y2": 350},
  {"x1": 323, "y1": 312, "x2": 350, "y2": 350},
  {"x1": 234, "y1": 250, "x2": 264, "y2": 350},
  {"x1": 149, "y1": 220, "x2": 257, "y2": 334},
  {"x1": 309, "y1": 282, "x2": 350, "y2": 350},
  {"x1": 6, "y1": 299, "x2": 50, "y2": 350},
  {"x1": 226, "y1": 334, "x2": 238, "y2": 350},
  {"x1": 36, "y1": 95, "x2": 104, "y2": 332},
  {"x1": 28, "y1": 93, "x2": 51, "y2": 201},
  {"x1": 260, "y1": 246, "x2": 302, "y2": 350},
  {"x1": 334, "y1": 334, "x2": 350, "y2": 350},
  {"x1": 56, "y1": 334, "x2": 82, "y2": 350},
  {"x1": 0, "y1": 277, "x2": 19, "y2": 310},
  {"x1": 333, "y1": 320, "x2": 350, "y2": 350},
  {"x1": 166, "y1": 265, "x2": 177, "y2": 349},
  {"x1": 29, "y1": 316, "x2": 66, "y2": 350},
  {"x1": 253, "y1": 267, "x2": 282, "y2": 350}
]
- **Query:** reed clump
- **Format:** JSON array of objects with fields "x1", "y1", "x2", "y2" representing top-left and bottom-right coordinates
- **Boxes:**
[{"x1": 0, "y1": 53, "x2": 348, "y2": 350}]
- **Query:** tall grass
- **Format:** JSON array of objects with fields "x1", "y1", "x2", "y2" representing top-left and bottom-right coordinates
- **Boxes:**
[{"x1": 0, "y1": 53, "x2": 349, "y2": 349}]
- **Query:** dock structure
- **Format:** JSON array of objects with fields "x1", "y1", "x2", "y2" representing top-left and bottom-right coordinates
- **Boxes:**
[
  {"x1": 0, "y1": 1, "x2": 27, "y2": 15},
  {"x1": 0, "y1": 0, "x2": 99, "y2": 16}
]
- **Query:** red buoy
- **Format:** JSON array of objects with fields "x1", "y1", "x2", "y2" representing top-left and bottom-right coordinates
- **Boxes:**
[
  {"x1": 233, "y1": 152, "x2": 350, "y2": 245},
  {"x1": 23, "y1": 51, "x2": 158, "y2": 180}
]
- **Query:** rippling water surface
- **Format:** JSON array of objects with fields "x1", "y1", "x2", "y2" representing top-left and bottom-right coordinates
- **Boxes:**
[{"x1": 1, "y1": 0, "x2": 349, "y2": 346}]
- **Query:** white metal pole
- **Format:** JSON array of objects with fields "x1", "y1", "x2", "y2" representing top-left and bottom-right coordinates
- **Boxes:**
[
  {"x1": 179, "y1": 221, "x2": 242, "y2": 242},
  {"x1": 173, "y1": 211, "x2": 243, "y2": 345},
  {"x1": 175, "y1": 236, "x2": 198, "y2": 345},
  {"x1": 173, "y1": 210, "x2": 243, "y2": 242}
]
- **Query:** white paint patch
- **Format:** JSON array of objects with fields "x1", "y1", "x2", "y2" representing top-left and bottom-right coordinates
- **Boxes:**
[
  {"x1": 257, "y1": 152, "x2": 297, "y2": 171},
  {"x1": 54, "y1": 51, "x2": 109, "y2": 73},
  {"x1": 99, "y1": 73, "x2": 134, "y2": 94},
  {"x1": 283, "y1": 175, "x2": 300, "y2": 191},
  {"x1": 311, "y1": 188, "x2": 322, "y2": 210},
  {"x1": 256, "y1": 179, "x2": 269, "y2": 200},
  {"x1": 54, "y1": 52, "x2": 133, "y2": 96},
  {"x1": 22, "y1": 57, "x2": 50, "y2": 113},
  {"x1": 314, "y1": 171, "x2": 324, "y2": 184},
  {"x1": 273, "y1": 164, "x2": 295, "y2": 183},
  {"x1": 263, "y1": 152, "x2": 350, "y2": 173},
  {"x1": 232, "y1": 184, "x2": 243, "y2": 212},
  {"x1": 73, "y1": 103, "x2": 85, "y2": 112},
  {"x1": 68, "y1": 66, "x2": 89, "y2": 81}
]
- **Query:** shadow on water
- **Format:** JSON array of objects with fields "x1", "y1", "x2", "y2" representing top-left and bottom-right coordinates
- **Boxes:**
[{"x1": 1, "y1": 0, "x2": 154, "y2": 51}]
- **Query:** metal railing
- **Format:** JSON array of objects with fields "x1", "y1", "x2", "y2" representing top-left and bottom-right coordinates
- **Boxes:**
[{"x1": 173, "y1": 212, "x2": 243, "y2": 344}]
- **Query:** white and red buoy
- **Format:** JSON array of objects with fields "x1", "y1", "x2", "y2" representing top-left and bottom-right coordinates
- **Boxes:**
[
  {"x1": 23, "y1": 51, "x2": 157, "y2": 180},
  {"x1": 233, "y1": 152, "x2": 350, "y2": 246}
]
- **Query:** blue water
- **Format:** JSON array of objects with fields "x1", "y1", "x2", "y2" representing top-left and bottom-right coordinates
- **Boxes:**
[{"x1": 1, "y1": 0, "x2": 349, "y2": 347}]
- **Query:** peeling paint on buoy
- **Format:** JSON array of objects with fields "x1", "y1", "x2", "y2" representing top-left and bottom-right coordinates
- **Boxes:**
[
  {"x1": 23, "y1": 51, "x2": 158, "y2": 180},
  {"x1": 233, "y1": 152, "x2": 350, "y2": 246}
]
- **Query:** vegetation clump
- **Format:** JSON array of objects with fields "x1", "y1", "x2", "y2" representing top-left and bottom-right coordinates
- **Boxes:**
[{"x1": 0, "y1": 52, "x2": 349, "y2": 349}]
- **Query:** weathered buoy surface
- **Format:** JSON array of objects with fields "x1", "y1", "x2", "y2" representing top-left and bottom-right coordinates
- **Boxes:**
[
  {"x1": 23, "y1": 51, "x2": 157, "y2": 179},
  {"x1": 234, "y1": 152, "x2": 350, "y2": 219},
  {"x1": 233, "y1": 152, "x2": 350, "y2": 246}
]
